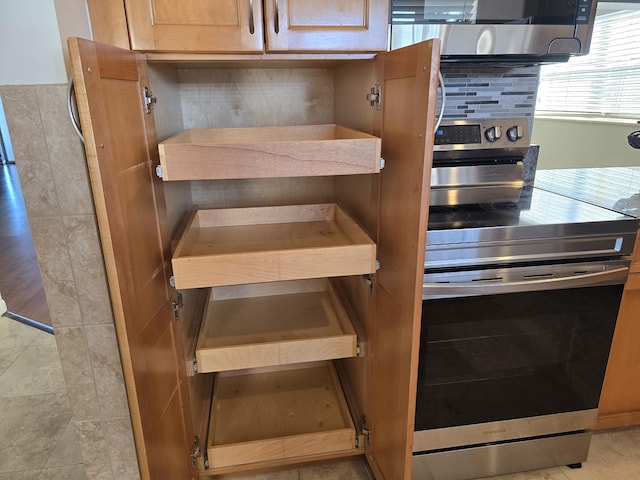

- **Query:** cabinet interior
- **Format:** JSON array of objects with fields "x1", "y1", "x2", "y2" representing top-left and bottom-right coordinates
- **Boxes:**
[{"x1": 145, "y1": 59, "x2": 380, "y2": 474}]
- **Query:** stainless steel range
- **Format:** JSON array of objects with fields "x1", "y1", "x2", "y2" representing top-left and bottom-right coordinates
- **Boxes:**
[{"x1": 413, "y1": 120, "x2": 639, "y2": 480}]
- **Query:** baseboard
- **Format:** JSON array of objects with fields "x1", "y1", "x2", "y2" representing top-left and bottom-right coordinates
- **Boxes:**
[{"x1": 595, "y1": 411, "x2": 640, "y2": 430}]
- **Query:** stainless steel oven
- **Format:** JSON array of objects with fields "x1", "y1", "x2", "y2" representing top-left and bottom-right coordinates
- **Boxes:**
[{"x1": 413, "y1": 130, "x2": 640, "y2": 479}]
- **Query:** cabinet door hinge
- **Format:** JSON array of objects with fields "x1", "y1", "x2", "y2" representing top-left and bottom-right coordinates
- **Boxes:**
[
  {"x1": 362, "y1": 415, "x2": 371, "y2": 445},
  {"x1": 363, "y1": 273, "x2": 375, "y2": 292},
  {"x1": 190, "y1": 436, "x2": 201, "y2": 468},
  {"x1": 192, "y1": 357, "x2": 198, "y2": 374},
  {"x1": 172, "y1": 293, "x2": 183, "y2": 321},
  {"x1": 355, "y1": 416, "x2": 371, "y2": 448},
  {"x1": 155, "y1": 165, "x2": 163, "y2": 178},
  {"x1": 366, "y1": 84, "x2": 381, "y2": 110},
  {"x1": 144, "y1": 86, "x2": 157, "y2": 114}
]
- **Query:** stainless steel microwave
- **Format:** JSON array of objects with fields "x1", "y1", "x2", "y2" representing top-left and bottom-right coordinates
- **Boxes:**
[{"x1": 390, "y1": 0, "x2": 598, "y2": 63}]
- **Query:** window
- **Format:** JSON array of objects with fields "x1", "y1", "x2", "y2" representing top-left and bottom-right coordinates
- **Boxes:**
[{"x1": 536, "y1": 7, "x2": 640, "y2": 117}]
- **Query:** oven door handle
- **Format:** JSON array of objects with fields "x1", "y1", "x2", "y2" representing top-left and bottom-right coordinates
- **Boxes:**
[{"x1": 423, "y1": 266, "x2": 629, "y2": 297}]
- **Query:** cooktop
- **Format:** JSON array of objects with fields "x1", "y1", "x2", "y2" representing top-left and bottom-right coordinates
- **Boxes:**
[
  {"x1": 428, "y1": 187, "x2": 633, "y2": 231},
  {"x1": 425, "y1": 187, "x2": 639, "y2": 270}
]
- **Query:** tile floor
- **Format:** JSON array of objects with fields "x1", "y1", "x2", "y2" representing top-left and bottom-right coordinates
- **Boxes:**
[
  {"x1": 2, "y1": 313, "x2": 640, "y2": 480},
  {"x1": 0, "y1": 314, "x2": 86, "y2": 479}
]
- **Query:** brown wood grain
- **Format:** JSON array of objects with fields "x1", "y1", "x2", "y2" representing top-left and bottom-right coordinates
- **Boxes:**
[
  {"x1": 85, "y1": 0, "x2": 130, "y2": 49},
  {"x1": 367, "y1": 40, "x2": 440, "y2": 480},
  {"x1": 123, "y1": 0, "x2": 265, "y2": 53},
  {"x1": 120, "y1": 0, "x2": 387, "y2": 54},
  {"x1": 69, "y1": 37, "x2": 196, "y2": 480},
  {"x1": 158, "y1": 125, "x2": 381, "y2": 181},
  {"x1": 264, "y1": 0, "x2": 389, "y2": 53},
  {"x1": 0, "y1": 165, "x2": 51, "y2": 326},
  {"x1": 597, "y1": 272, "x2": 640, "y2": 430},
  {"x1": 196, "y1": 279, "x2": 358, "y2": 372},
  {"x1": 208, "y1": 362, "x2": 357, "y2": 469},
  {"x1": 171, "y1": 204, "x2": 376, "y2": 289}
]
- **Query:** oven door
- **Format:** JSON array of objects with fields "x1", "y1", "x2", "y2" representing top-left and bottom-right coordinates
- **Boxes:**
[{"x1": 415, "y1": 260, "x2": 629, "y2": 452}]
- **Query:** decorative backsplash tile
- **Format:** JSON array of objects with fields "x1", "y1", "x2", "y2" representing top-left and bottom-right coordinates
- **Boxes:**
[{"x1": 438, "y1": 65, "x2": 541, "y2": 123}]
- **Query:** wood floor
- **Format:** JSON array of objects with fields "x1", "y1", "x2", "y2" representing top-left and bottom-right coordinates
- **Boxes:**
[{"x1": 0, "y1": 164, "x2": 51, "y2": 326}]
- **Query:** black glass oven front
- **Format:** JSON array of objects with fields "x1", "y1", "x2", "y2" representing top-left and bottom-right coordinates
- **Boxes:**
[{"x1": 415, "y1": 283, "x2": 623, "y2": 432}]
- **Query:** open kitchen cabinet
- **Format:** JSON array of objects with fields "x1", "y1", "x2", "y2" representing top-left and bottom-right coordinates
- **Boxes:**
[{"x1": 68, "y1": 37, "x2": 439, "y2": 479}]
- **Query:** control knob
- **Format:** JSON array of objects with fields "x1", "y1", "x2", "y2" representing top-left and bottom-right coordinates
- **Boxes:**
[
  {"x1": 507, "y1": 125, "x2": 524, "y2": 142},
  {"x1": 485, "y1": 126, "x2": 502, "y2": 143}
]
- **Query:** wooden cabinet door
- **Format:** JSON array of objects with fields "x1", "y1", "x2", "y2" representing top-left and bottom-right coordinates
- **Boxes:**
[
  {"x1": 123, "y1": 0, "x2": 264, "y2": 53},
  {"x1": 597, "y1": 273, "x2": 640, "y2": 430},
  {"x1": 264, "y1": 0, "x2": 389, "y2": 52},
  {"x1": 366, "y1": 40, "x2": 440, "y2": 480},
  {"x1": 68, "y1": 38, "x2": 197, "y2": 480}
]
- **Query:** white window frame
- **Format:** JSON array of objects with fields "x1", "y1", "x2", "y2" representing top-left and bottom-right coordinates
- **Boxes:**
[{"x1": 536, "y1": 4, "x2": 640, "y2": 119}]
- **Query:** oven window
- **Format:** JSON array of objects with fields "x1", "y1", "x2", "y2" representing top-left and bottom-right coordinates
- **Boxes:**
[{"x1": 415, "y1": 284, "x2": 623, "y2": 432}]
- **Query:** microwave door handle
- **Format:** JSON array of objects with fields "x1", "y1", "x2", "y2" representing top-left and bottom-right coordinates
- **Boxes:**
[{"x1": 423, "y1": 267, "x2": 629, "y2": 297}]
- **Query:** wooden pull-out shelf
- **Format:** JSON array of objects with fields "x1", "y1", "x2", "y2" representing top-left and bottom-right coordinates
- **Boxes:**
[
  {"x1": 208, "y1": 362, "x2": 356, "y2": 470},
  {"x1": 196, "y1": 279, "x2": 358, "y2": 373},
  {"x1": 172, "y1": 203, "x2": 376, "y2": 289},
  {"x1": 158, "y1": 124, "x2": 381, "y2": 181}
]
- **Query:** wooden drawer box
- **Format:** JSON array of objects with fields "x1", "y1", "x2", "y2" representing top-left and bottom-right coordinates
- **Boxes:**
[
  {"x1": 195, "y1": 279, "x2": 358, "y2": 372},
  {"x1": 207, "y1": 362, "x2": 357, "y2": 469},
  {"x1": 158, "y1": 124, "x2": 382, "y2": 181},
  {"x1": 172, "y1": 203, "x2": 376, "y2": 289}
]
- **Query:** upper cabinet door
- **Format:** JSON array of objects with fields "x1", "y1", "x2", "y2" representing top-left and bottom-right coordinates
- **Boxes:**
[
  {"x1": 123, "y1": 0, "x2": 265, "y2": 53},
  {"x1": 264, "y1": 0, "x2": 389, "y2": 52}
]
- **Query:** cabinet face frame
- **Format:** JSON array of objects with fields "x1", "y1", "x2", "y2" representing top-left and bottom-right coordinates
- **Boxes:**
[{"x1": 69, "y1": 35, "x2": 440, "y2": 480}]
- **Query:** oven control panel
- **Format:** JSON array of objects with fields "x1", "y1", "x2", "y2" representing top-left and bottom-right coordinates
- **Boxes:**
[{"x1": 434, "y1": 118, "x2": 531, "y2": 151}]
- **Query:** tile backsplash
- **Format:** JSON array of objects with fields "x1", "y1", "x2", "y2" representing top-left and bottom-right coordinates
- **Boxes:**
[{"x1": 438, "y1": 65, "x2": 541, "y2": 124}]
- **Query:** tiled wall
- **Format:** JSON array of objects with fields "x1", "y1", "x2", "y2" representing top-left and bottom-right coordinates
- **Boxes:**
[
  {"x1": 0, "y1": 85, "x2": 140, "y2": 480},
  {"x1": 439, "y1": 65, "x2": 541, "y2": 123}
]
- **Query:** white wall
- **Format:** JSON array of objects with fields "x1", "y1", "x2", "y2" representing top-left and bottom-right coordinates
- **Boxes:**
[
  {"x1": 0, "y1": 0, "x2": 67, "y2": 85},
  {"x1": 532, "y1": 116, "x2": 640, "y2": 169},
  {"x1": 0, "y1": 0, "x2": 91, "y2": 85}
]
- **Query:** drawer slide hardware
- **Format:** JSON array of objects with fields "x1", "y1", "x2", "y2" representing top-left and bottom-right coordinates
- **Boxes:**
[
  {"x1": 362, "y1": 415, "x2": 371, "y2": 445},
  {"x1": 363, "y1": 273, "x2": 375, "y2": 292},
  {"x1": 190, "y1": 436, "x2": 200, "y2": 467},
  {"x1": 355, "y1": 416, "x2": 371, "y2": 448},
  {"x1": 172, "y1": 293, "x2": 183, "y2": 321}
]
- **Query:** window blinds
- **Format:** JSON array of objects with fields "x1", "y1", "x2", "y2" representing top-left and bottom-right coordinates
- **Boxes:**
[{"x1": 536, "y1": 9, "x2": 640, "y2": 117}]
